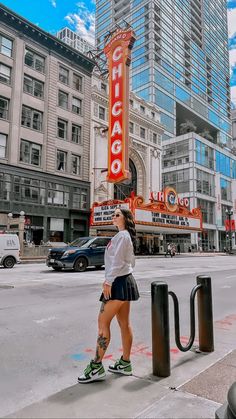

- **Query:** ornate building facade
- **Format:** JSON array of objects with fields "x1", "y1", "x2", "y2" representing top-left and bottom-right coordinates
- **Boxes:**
[{"x1": 90, "y1": 73, "x2": 163, "y2": 207}]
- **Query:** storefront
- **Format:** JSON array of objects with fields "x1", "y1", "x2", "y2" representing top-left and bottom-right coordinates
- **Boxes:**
[{"x1": 90, "y1": 188, "x2": 202, "y2": 254}]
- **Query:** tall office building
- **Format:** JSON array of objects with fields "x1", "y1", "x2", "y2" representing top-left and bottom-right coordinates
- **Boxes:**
[
  {"x1": 96, "y1": 0, "x2": 232, "y2": 147},
  {"x1": 57, "y1": 28, "x2": 94, "y2": 56}
]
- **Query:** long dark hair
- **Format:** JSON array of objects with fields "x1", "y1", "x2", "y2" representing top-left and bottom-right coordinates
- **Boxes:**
[{"x1": 119, "y1": 208, "x2": 136, "y2": 250}]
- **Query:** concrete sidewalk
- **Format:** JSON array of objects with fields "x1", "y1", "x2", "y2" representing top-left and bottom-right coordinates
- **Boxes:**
[{"x1": 7, "y1": 314, "x2": 236, "y2": 419}]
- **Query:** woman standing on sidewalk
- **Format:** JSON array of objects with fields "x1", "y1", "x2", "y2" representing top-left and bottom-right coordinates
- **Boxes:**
[{"x1": 78, "y1": 208, "x2": 139, "y2": 383}]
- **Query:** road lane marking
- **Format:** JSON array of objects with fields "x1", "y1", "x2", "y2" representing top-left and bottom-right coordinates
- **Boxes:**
[{"x1": 34, "y1": 316, "x2": 57, "y2": 324}]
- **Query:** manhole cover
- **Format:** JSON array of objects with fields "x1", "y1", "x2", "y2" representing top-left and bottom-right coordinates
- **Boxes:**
[{"x1": 0, "y1": 285, "x2": 14, "y2": 289}]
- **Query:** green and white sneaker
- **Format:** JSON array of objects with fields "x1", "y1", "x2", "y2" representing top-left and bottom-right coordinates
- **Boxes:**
[
  {"x1": 78, "y1": 360, "x2": 106, "y2": 383},
  {"x1": 108, "y1": 356, "x2": 132, "y2": 376}
]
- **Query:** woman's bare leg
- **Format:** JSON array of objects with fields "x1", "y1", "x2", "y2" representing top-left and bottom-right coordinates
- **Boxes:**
[
  {"x1": 94, "y1": 300, "x2": 124, "y2": 363},
  {"x1": 116, "y1": 302, "x2": 133, "y2": 361}
]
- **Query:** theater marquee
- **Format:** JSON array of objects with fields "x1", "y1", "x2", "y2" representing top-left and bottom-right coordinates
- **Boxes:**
[
  {"x1": 90, "y1": 189, "x2": 202, "y2": 232},
  {"x1": 104, "y1": 29, "x2": 135, "y2": 183}
]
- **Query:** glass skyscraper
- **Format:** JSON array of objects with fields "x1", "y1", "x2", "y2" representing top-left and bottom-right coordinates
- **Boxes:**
[{"x1": 96, "y1": 0, "x2": 232, "y2": 146}]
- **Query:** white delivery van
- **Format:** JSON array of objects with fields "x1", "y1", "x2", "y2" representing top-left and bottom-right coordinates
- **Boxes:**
[{"x1": 0, "y1": 234, "x2": 20, "y2": 268}]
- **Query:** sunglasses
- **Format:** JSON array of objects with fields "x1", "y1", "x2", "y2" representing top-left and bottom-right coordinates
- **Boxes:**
[{"x1": 112, "y1": 213, "x2": 121, "y2": 218}]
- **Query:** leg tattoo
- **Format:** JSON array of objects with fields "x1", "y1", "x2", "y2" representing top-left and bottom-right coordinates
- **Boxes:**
[
  {"x1": 100, "y1": 301, "x2": 107, "y2": 314},
  {"x1": 97, "y1": 334, "x2": 108, "y2": 351},
  {"x1": 94, "y1": 334, "x2": 108, "y2": 363}
]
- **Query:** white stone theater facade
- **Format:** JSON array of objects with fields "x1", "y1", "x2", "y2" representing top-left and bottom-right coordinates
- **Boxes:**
[{"x1": 89, "y1": 29, "x2": 203, "y2": 254}]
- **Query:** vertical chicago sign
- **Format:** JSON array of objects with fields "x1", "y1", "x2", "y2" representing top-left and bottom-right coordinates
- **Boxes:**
[{"x1": 104, "y1": 29, "x2": 135, "y2": 183}]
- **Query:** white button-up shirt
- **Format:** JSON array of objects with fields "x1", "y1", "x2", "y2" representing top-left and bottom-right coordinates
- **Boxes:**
[{"x1": 104, "y1": 230, "x2": 135, "y2": 285}]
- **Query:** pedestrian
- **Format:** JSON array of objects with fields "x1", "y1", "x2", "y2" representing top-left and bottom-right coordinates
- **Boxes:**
[
  {"x1": 171, "y1": 244, "x2": 176, "y2": 257},
  {"x1": 177, "y1": 243, "x2": 180, "y2": 254},
  {"x1": 165, "y1": 243, "x2": 171, "y2": 257},
  {"x1": 78, "y1": 208, "x2": 139, "y2": 384}
]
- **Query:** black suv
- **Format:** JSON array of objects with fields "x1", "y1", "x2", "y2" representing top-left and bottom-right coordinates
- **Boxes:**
[{"x1": 46, "y1": 236, "x2": 112, "y2": 272}]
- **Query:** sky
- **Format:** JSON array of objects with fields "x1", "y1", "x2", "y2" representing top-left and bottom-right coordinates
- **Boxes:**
[{"x1": 1, "y1": 0, "x2": 236, "y2": 106}]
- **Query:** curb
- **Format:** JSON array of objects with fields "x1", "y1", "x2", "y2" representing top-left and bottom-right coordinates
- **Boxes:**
[
  {"x1": 19, "y1": 253, "x2": 228, "y2": 264},
  {"x1": 21, "y1": 259, "x2": 46, "y2": 264}
]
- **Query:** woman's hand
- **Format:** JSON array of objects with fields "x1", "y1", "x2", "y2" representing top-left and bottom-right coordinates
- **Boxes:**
[{"x1": 103, "y1": 282, "x2": 112, "y2": 300}]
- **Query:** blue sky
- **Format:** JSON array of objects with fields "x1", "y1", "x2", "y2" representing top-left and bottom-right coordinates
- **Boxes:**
[
  {"x1": 1, "y1": 0, "x2": 236, "y2": 104},
  {"x1": 0, "y1": 0, "x2": 96, "y2": 44}
]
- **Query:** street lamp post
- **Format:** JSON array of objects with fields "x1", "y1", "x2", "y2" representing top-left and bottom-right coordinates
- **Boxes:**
[{"x1": 225, "y1": 208, "x2": 233, "y2": 254}]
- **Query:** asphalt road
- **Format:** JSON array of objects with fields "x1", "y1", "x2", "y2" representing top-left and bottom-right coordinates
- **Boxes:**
[{"x1": 0, "y1": 255, "x2": 235, "y2": 417}]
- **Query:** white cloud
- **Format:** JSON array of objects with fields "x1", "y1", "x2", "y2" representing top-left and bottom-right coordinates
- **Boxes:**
[
  {"x1": 65, "y1": 2, "x2": 95, "y2": 45},
  {"x1": 228, "y1": 8, "x2": 236, "y2": 38},
  {"x1": 231, "y1": 85, "x2": 236, "y2": 105},
  {"x1": 50, "y1": 0, "x2": 57, "y2": 8}
]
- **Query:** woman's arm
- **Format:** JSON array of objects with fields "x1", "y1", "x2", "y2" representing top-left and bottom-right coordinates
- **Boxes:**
[{"x1": 105, "y1": 234, "x2": 128, "y2": 285}]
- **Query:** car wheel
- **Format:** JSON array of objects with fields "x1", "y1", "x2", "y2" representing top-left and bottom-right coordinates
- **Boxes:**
[
  {"x1": 52, "y1": 267, "x2": 62, "y2": 271},
  {"x1": 74, "y1": 257, "x2": 88, "y2": 272},
  {"x1": 3, "y1": 256, "x2": 15, "y2": 269}
]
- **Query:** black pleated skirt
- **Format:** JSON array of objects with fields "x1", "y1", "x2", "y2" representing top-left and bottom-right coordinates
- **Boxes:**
[{"x1": 99, "y1": 273, "x2": 140, "y2": 302}]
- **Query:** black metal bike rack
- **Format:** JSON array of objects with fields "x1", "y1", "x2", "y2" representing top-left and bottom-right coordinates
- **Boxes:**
[{"x1": 151, "y1": 275, "x2": 214, "y2": 377}]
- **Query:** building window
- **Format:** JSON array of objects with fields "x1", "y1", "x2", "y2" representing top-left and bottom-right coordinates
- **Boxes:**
[
  {"x1": 72, "y1": 124, "x2": 82, "y2": 144},
  {"x1": 220, "y1": 178, "x2": 231, "y2": 201},
  {"x1": 71, "y1": 154, "x2": 81, "y2": 175},
  {"x1": 21, "y1": 106, "x2": 43, "y2": 131},
  {"x1": 0, "y1": 63, "x2": 11, "y2": 85},
  {"x1": 0, "y1": 173, "x2": 11, "y2": 201},
  {"x1": 0, "y1": 133, "x2": 7, "y2": 158},
  {"x1": 163, "y1": 169, "x2": 190, "y2": 193},
  {"x1": 101, "y1": 82, "x2": 107, "y2": 93},
  {"x1": 140, "y1": 127, "x2": 146, "y2": 139},
  {"x1": 13, "y1": 177, "x2": 45, "y2": 205},
  {"x1": 57, "y1": 119, "x2": 68, "y2": 140},
  {"x1": 114, "y1": 159, "x2": 137, "y2": 200},
  {"x1": 153, "y1": 133, "x2": 157, "y2": 144},
  {"x1": 216, "y1": 151, "x2": 231, "y2": 177},
  {"x1": 72, "y1": 187, "x2": 87, "y2": 210},
  {"x1": 23, "y1": 75, "x2": 44, "y2": 98},
  {"x1": 195, "y1": 140, "x2": 214, "y2": 170},
  {"x1": 0, "y1": 34, "x2": 13, "y2": 57},
  {"x1": 59, "y1": 66, "x2": 69, "y2": 84},
  {"x1": 197, "y1": 199, "x2": 214, "y2": 224},
  {"x1": 0, "y1": 97, "x2": 9, "y2": 120},
  {"x1": 196, "y1": 170, "x2": 215, "y2": 197},
  {"x1": 140, "y1": 105, "x2": 145, "y2": 113},
  {"x1": 20, "y1": 139, "x2": 42, "y2": 166},
  {"x1": 129, "y1": 122, "x2": 134, "y2": 133},
  {"x1": 58, "y1": 90, "x2": 68, "y2": 109},
  {"x1": 72, "y1": 97, "x2": 82, "y2": 115},
  {"x1": 24, "y1": 48, "x2": 45, "y2": 73},
  {"x1": 99, "y1": 106, "x2": 105, "y2": 120},
  {"x1": 47, "y1": 182, "x2": 69, "y2": 207},
  {"x1": 57, "y1": 150, "x2": 67, "y2": 171},
  {"x1": 73, "y1": 73, "x2": 83, "y2": 91},
  {"x1": 151, "y1": 111, "x2": 155, "y2": 119}
]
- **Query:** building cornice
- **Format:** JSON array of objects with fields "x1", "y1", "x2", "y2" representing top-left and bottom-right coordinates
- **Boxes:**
[{"x1": 0, "y1": 3, "x2": 95, "y2": 75}]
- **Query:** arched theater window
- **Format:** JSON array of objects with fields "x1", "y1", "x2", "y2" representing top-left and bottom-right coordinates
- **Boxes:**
[{"x1": 114, "y1": 159, "x2": 137, "y2": 200}]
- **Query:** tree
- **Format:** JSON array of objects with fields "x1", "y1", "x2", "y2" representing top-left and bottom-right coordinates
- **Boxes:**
[
  {"x1": 199, "y1": 129, "x2": 214, "y2": 142},
  {"x1": 179, "y1": 120, "x2": 197, "y2": 134}
]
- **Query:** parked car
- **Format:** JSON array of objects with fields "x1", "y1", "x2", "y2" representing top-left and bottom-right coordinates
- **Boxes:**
[
  {"x1": 46, "y1": 236, "x2": 112, "y2": 272},
  {"x1": 0, "y1": 234, "x2": 20, "y2": 268}
]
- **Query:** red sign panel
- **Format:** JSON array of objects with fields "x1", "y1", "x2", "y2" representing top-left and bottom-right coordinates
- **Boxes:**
[
  {"x1": 225, "y1": 219, "x2": 236, "y2": 231},
  {"x1": 104, "y1": 29, "x2": 135, "y2": 183}
]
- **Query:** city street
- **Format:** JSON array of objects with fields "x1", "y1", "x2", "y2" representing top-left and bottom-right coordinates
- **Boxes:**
[{"x1": 0, "y1": 255, "x2": 236, "y2": 417}]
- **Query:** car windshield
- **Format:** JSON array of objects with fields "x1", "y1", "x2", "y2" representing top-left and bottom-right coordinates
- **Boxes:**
[{"x1": 70, "y1": 238, "x2": 91, "y2": 248}]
